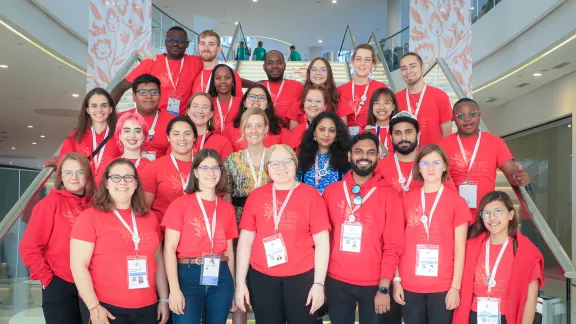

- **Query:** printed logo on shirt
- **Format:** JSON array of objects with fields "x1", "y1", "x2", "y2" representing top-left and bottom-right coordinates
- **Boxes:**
[
  {"x1": 63, "y1": 208, "x2": 83, "y2": 226},
  {"x1": 166, "y1": 174, "x2": 184, "y2": 193},
  {"x1": 261, "y1": 199, "x2": 298, "y2": 231},
  {"x1": 406, "y1": 204, "x2": 424, "y2": 231},
  {"x1": 188, "y1": 217, "x2": 204, "y2": 237},
  {"x1": 156, "y1": 71, "x2": 182, "y2": 94},
  {"x1": 336, "y1": 199, "x2": 354, "y2": 222},
  {"x1": 110, "y1": 224, "x2": 157, "y2": 244},
  {"x1": 451, "y1": 151, "x2": 489, "y2": 174}
]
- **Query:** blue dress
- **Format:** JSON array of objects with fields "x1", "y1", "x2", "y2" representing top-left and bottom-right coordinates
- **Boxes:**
[{"x1": 296, "y1": 152, "x2": 342, "y2": 195}]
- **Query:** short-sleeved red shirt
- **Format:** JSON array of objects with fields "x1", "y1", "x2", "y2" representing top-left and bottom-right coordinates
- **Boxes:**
[
  {"x1": 365, "y1": 126, "x2": 394, "y2": 158},
  {"x1": 223, "y1": 126, "x2": 292, "y2": 152},
  {"x1": 118, "y1": 109, "x2": 175, "y2": 159},
  {"x1": 288, "y1": 122, "x2": 307, "y2": 150},
  {"x1": 210, "y1": 96, "x2": 242, "y2": 135},
  {"x1": 193, "y1": 131, "x2": 234, "y2": 161},
  {"x1": 192, "y1": 69, "x2": 244, "y2": 97},
  {"x1": 262, "y1": 79, "x2": 304, "y2": 124},
  {"x1": 337, "y1": 80, "x2": 388, "y2": 130}
]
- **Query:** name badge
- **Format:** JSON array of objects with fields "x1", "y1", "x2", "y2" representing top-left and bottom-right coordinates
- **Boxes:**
[
  {"x1": 127, "y1": 257, "x2": 149, "y2": 289},
  {"x1": 340, "y1": 223, "x2": 362, "y2": 253},
  {"x1": 141, "y1": 151, "x2": 157, "y2": 161},
  {"x1": 477, "y1": 297, "x2": 501, "y2": 324},
  {"x1": 415, "y1": 244, "x2": 439, "y2": 277},
  {"x1": 348, "y1": 126, "x2": 360, "y2": 137},
  {"x1": 200, "y1": 254, "x2": 220, "y2": 286},
  {"x1": 379, "y1": 151, "x2": 388, "y2": 159},
  {"x1": 263, "y1": 233, "x2": 288, "y2": 268},
  {"x1": 167, "y1": 97, "x2": 181, "y2": 115},
  {"x1": 459, "y1": 183, "x2": 478, "y2": 208}
]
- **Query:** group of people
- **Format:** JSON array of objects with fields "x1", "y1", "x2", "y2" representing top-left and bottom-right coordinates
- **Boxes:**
[{"x1": 18, "y1": 26, "x2": 543, "y2": 324}]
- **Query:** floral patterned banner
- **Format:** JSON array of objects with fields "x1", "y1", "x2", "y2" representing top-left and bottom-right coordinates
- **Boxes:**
[
  {"x1": 87, "y1": 0, "x2": 152, "y2": 90},
  {"x1": 410, "y1": 0, "x2": 472, "y2": 96}
]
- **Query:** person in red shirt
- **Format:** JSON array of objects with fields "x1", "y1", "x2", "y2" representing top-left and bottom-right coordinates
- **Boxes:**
[
  {"x1": 70, "y1": 159, "x2": 169, "y2": 324},
  {"x1": 186, "y1": 92, "x2": 234, "y2": 161},
  {"x1": 262, "y1": 50, "x2": 304, "y2": 124},
  {"x1": 162, "y1": 149, "x2": 238, "y2": 324},
  {"x1": 208, "y1": 64, "x2": 242, "y2": 134},
  {"x1": 322, "y1": 132, "x2": 404, "y2": 324},
  {"x1": 235, "y1": 144, "x2": 330, "y2": 324},
  {"x1": 337, "y1": 44, "x2": 388, "y2": 136},
  {"x1": 289, "y1": 86, "x2": 328, "y2": 149},
  {"x1": 224, "y1": 85, "x2": 291, "y2": 151},
  {"x1": 141, "y1": 116, "x2": 197, "y2": 222},
  {"x1": 57, "y1": 88, "x2": 121, "y2": 181},
  {"x1": 111, "y1": 26, "x2": 203, "y2": 116},
  {"x1": 118, "y1": 74, "x2": 175, "y2": 160},
  {"x1": 365, "y1": 87, "x2": 398, "y2": 159},
  {"x1": 20, "y1": 153, "x2": 95, "y2": 324},
  {"x1": 393, "y1": 145, "x2": 471, "y2": 324},
  {"x1": 396, "y1": 52, "x2": 452, "y2": 146},
  {"x1": 453, "y1": 191, "x2": 543, "y2": 324},
  {"x1": 439, "y1": 98, "x2": 529, "y2": 221},
  {"x1": 287, "y1": 57, "x2": 341, "y2": 128},
  {"x1": 192, "y1": 30, "x2": 243, "y2": 97}
]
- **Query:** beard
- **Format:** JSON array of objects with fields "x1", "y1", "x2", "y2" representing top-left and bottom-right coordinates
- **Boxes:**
[
  {"x1": 393, "y1": 140, "x2": 418, "y2": 155},
  {"x1": 351, "y1": 159, "x2": 377, "y2": 177},
  {"x1": 200, "y1": 51, "x2": 217, "y2": 62},
  {"x1": 266, "y1": 71, "x2": 284, "y2": 83}
]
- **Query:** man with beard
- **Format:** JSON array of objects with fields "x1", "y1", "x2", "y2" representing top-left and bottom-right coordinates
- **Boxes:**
[
  {"x1": 396, "y1": 52, "x2": 452, "y2": 146},
  {"x1": 322, "y1": 132, "x2": 404, "y2": 324},
  {"x1": 439, "y1": 98, "x2": 529, "y2": 220},
  {"x1": 377, "y1": 111, "x2": 456, "y2": 195},
  {"x1": 111, "y1": 26, "x2": 203, "y2": 116},
  {"x1": 262, "y1": 50, "x2": 304, "y2": 124}
]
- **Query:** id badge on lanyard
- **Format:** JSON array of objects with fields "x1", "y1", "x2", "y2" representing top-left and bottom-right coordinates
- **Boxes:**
[
  {"x1": 200, "y1": 254, "x2": 221, "y2": 286},
  {"x1": 477, "y1": 297, "x2": 501, "y2": 324},
  {"x1": 167, "y1": 97, "x2": 181, "y2": 115},
  {"x1": 127, "y1": 256, "x2": 149, "y2": 289},
  {"x1": 165, "y1": 57, "x2": 184, "y2": 115},
  {"x1": 142, "y1": 151, "x2": 157, "y2": 161},
  {"x1": 415, "y1": 244, "x2": 439, "y2": 277},
  {"x1": 459, "y1": 182, "x2": 478, "y2": 208},
  {"x1": 348, "y1": 126, "x2": 360, "y2": 137},
  {"x1": 340, "y1": 223, "x2": 362, "y2": 253},
  {"x1": 263, "y1": 233, "x2": 288, "y2": 267}
]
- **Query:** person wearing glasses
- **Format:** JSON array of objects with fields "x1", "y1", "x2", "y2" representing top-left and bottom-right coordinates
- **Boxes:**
[
  {"x1": 288, "y1": 86, "x2": 329, "y2": 149},
  {"x1": 20, "y1": 153, "x2": 95, "y2": 324},
  {"x1": 162, "y1": 149, "x2": 238, "y2": 324},
  {"x1": 70, "y1": 159, "x2": 169, "y2": 324},
  {"x1": 235, "y1": 144, "x2": 330, "y2": 324},
  {"x1": 110, "y1": 26, "x2": 203, "y2": 116},
  {"x1": 439, "y1": 98, "x2": 529, "y2": 222},
  {"x1": 208, "y1": 64, "x2": 243, "y2": 134},
  {"x1": 364, "y1": 88, "x2": 398, "y2": 159},
  {"x1": 224, "y1": 85, "x2": 291, "y2": 151},
  {"x1": 141, "y1": 116, "x2": 197, "y2": 223},
  {"x1": 393, "y1": 145, "x2": 471, "y2": 324},
  {"x1": 186, "y1": 92, "x2": 234, "y2": 161},
  {"x1": 453, "y1": 191, "x2": 543, "y2": 324}
]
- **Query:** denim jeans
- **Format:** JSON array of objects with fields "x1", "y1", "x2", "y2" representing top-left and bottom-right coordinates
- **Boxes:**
[{"x1": 172, "y1": 261, "x2": 234, "y2": 324}]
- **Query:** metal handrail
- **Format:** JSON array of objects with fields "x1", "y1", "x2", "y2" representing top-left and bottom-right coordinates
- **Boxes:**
[
  {"x1": 337, "y1": 24, "x2": 356, "y2": 59},
  {"x1": 226, "y1": 24, "x2": 241, "y2": 62},
  {"x1": 152, "y1": 4, "x2": 199, "y2": 36},
  {"x1": 370, "y1": 31, "x2": 396, "y2": 92},
  {"x1": 382, "y1": 26, "x2": 409, "y2": 43}
]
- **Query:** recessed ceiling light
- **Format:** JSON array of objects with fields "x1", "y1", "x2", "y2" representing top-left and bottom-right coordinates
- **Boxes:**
[
  {"x1": 569, "y1": 124, "x2": 572, "y2": 128},
  {"x1": 0, "y1": 65, "x2": 7, "y2": 68},
  {"x1": 533, "y1": 73, "x2": 542, "y2": 76},
  {"x1": 318, "y1": 40, "x2": 323, "y2": 43},
  {"x1": 9, "y1": 162, "x2": 12, "y2": 165},
  {"x1": 72, "y1": 93, "x2": 80, "y2": 98},
  {"x1": 253, "y1": 0, "x2": 257, "y2": 2},
  {"x1": 11, "y1": 147, "x2": 15, "y2": 150},
  {"x1": 32, "y1": 142, "x2": 37, "y2": 145},
  {"x1": 27, "y1": 125, "x2": 33, "y2": 128},
  {"x1": 332, "y1": 0, "x2": 337, "y2": 3},
  {"x1": 40, "y1": 135, "x2": 45, "y2": 138},
  {"x1": 235, "y1": 22, "x2": 239, "y2": 25},
  {"x1": 470, "y1": 7, "x2": 474, "y2": 10}
]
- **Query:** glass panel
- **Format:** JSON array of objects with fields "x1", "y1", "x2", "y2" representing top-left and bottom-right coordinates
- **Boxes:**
[
  {"x1": 473, "y1": 0, "x2": 505, "y2": 24},
  {"x1": 367, "y1": 33, "x2": 390, "y2": 86},
  {"x1": 422, "y1": 62, "x2": 459, "y2": 106},
  {"x1": 375, "y1": 27, "x2": 409, "y2": 72},
  {"x1": 337, "y1": 25, "x2": 355, "y2": 64},
  {"x1": 151, "y1": 5, "x2": 199, "y2": 56}
]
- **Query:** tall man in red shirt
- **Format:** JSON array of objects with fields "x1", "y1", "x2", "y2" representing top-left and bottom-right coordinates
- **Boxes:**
[
  {"x1": 396, "y1": 52, "x2": 453, "y2": 146},
  {"x1": 110, "y1": 26, "x2": 203, "y2": 116},
  {"x1": 262, "y1": 50, "x2": 304, "y2": 124},
  {"x1": 323, "y1": 132, "x2": 404, "y2": 324},
  {"x1": 439, "y1": 97, "x2": 529, "y2": 217}
]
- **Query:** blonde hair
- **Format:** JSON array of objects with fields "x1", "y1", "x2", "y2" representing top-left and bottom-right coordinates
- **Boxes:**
[
  {"x1": 264, "y1": 144, "x2": 299, "y2": 172},
  {"x1": 412, "y1": 144, "x2": 450, "y2": 182},
  {"x1": 199, "y1": 30, "x2": 221, "y2": 47},
  {"x1": 238, "y1": 108, "x2": 269, "y2": 142}
]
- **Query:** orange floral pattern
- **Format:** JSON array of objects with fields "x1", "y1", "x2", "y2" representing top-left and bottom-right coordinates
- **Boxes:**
[
  {"x1": 87, "y1": 0, "x2": 152, "y2": 90},
  {"x1": 410, "y1": 0, "x2": 472, "y2": 96}
]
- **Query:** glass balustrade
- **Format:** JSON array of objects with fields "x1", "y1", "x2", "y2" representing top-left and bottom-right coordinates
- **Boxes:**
[
  {"x1": 337, "y1": 24, "x2": 356, "y2": 64},
  {"x1": 372, "y1": 27, "x2": 409, "y2": 72},
  {"x1": 472, "y1": 0, "x2": 506, "y2": 24}
]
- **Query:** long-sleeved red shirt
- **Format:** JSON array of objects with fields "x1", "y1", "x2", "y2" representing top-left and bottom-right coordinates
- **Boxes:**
[
  {"x1": 19, "y1": 189, "x2": 90, "y2": 287},
  {"x1": 323, "y1": 171, "x2": 405, "y2": 286}
]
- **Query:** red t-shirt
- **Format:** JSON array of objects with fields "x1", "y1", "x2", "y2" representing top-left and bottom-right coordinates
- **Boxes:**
[
  {"x1": 161, "y1": 194, "x2": 238, "y2": 258},
  {"x1": 118, "y1": 109, "x2": 175, "y2": 159},
  {"x1": 98, "y1": 157, "x2": 152, "y2": 184},
  {"x1": 223, "y1": 126, "x2": 292, "y2": 152},
  {"x1": 194, "y1": 132, "x2": 234, "y2": 161},
  {"x1": 262, "y1": 79, "x2": 304, "y2": 124},
  {"x1": 239, "y1": 183, "x2": 331, "y2": 277},
  {"x1": 337, "y1": 80, "x2": 388, "y2": 130},
  {"x1": 365, "y1": 126, "x2": 394, "y2": 158},
  {"x1": 396, "y1": 85, "x2": 452, "y2": 146},
  {"x1": 141, "y1": 155, "x2": 192, "y2": 222},
  {"x1": 211, "y1": 96, "x2": 242, "y2": 135},
  {"x1": 471, "y1": 237, "x2": 543, "y2": 315},
  {"x1": 323, "y1": 173, "x2": 405, "y2": 286},
  {"x1": 192, "y1": 69, "x2": 244, "y2": 97},
  {"x1": 289, "y1": 122, "x2": 307, "y2": 150},
  {"x1": 125, "y1": 54, "x2": 203, "y2": 115},
  {"x1": 399, "y1": 188, "x2": 471, "y2": 293},
  {"x1": 70, "y1": 208, "x2": 161, "y2": 308},
  {"x1": 285, "y1": 98, "x2": 305, "y2": 124},
  {"x1": 58, "y1": 128, "x2": 121, "y2": 181}
]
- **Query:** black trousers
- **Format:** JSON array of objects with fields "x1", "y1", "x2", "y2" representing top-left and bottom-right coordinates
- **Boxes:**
[
  {"x1": 469, "y1": 311, "x2": 507, "y2": 324},
  {"x1": 80, "y1": 298, "x2": 157, "y2": 324},
  {"x1": 247, "y1": 267, "x2": 318, "y2": 324},
  {"x1": 42, "y1": 276, "x2": 82, "y2": 324},
  {"x1": 402, "y1": 290, "x2": 453, "y2": 324},
  {"x1": 325, "y1": 276, "x2": 402, "y2": 324}
]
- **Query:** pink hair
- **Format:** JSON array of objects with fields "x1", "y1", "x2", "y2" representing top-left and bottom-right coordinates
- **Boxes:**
[{"x1": 114, "y1": 112, "x2": 150, "y2": 153}]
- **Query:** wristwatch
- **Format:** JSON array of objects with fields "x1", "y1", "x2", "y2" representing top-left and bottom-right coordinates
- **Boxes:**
[{"x1": 377, "y1": 287, "x2": 390, "y2": 295}]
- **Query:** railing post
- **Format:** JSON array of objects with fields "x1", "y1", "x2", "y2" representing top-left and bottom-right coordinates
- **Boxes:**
[{"x1": 226, "y1": 24, "x2": 240, "y2": 62}]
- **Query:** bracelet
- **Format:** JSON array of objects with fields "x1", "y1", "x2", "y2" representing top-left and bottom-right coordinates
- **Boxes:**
[
  {"x1": 313, "y1": 282, "x2": 324, "y2": 287},
  {"x1": 159, "y1": 298, "x2": 169, "y2": 303},
  {"x1": 450, "y1": 286, "x2": 460, "y2": 292},
  {"x1": 89, "y1": 304, "x2": 100, "y2": 312}
]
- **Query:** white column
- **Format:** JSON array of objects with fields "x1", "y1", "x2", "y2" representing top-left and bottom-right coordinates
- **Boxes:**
[{"x1": 308, "y1": 46, "x2": 323, "y2": 60}]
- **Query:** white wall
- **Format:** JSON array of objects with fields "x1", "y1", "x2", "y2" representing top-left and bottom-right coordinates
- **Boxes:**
[{"x1": 30, "y1": 0, "x2": 89, "y2": 41}]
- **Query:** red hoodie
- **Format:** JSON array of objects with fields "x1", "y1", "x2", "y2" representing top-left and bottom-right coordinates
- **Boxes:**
[
  {"x1": 453, "y1": 232, "x2": 544, "y2": 324},
  {"x1": 19, "y1": 189, "x2": 90, "y2": 287},
  {"x1": 323, "y1": 171, "x2": 405, "y2": 286}
]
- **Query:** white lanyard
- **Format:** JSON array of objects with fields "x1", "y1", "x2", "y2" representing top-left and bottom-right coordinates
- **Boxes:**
[
  {"x1": 91, "y1": 126, "x2": 109, "y2": 170},
  {"x1": 165, "y1": 56, "x2": 184, "y2": 95},
  {"x1": 343, "y1": 181, "x2": 377, "y2": 218},
  {"x1": 485, "y1": 238, "x2": 509, "y2": 294},
  {"x1": 246, "y1": 149, "x2": 266, "y2": 188},
  {"x1": 216, "y1": 97, "x2": 233, "y2": 133},
  {"x1": 134, "y1": 158, "x2": 141, "y2": 168},
  {"x1": 170, "y1": 153, "x2": 189, "y2": 193},
  {"x1": 457, "y1": 131, "x2": 482, "y2": 180},
  {"x1": 147, "y1": 110, "x2": 159, "y2": 140},
  {"x1": 272, "y1": 183, "x2": 298, "y2": 233},
  {"x1": 394, "y1": 154, "x2": 413, "y2": 190},
  {"x1": 406, "y1": 84, "x2": 427, "y2": 117},
  {"x1": 376, "y1": 125, "x2": 389, "y2": 151},
  {"x1": 200, "y1": 71, "x2": 212, "y2": 93},
  {"x1": 266, "y1": 79, "x2": 285, "y2": 105},
  {"x1": 420, "y1": 185, "x2": 444, "y2": 242},
  {"x1": 112, "y1": 208, "x2": 140, "y2": 256},
  {"x1": 198, "y1": 133, "x2": 207, "y2": 152},
  {"x1": 351, "y1": 80, "x2": 371, "y2": 121},
  {"x1": 196, "y1": 193, "x2": 218, "y2": 254},
  {"x1": 314, "y1": 154, "x2": 330, "y2": 187}
]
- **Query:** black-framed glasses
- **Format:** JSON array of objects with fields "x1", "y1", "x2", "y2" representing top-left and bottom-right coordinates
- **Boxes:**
[
  {"x1": 480, "y1": 208, "x2": 506, "y2": 219},
  {"x1": 454, "y1": 111, "x2": 479, "y2": 120},
  {"x1": 108, "y1": 175, "x2": 136, "y2": 183},
  {"x1": 165, "y1": 37, "x2": 188, "y2": 44},
  {"x1": 197, "y1": 166, "x2": 222, "y2": 173},
  {"x1": 352, "y1": 184, "x2": 363, "y2": 205},
  {"x1": 268, "y1": 158, "x2": 295, "y2": 169},
  {"x1": 136, "y1": 89, "x2": 160, "y2": 96},
  {"x1": 247, "y1": 94, "x2": 267, "y2": 102}
]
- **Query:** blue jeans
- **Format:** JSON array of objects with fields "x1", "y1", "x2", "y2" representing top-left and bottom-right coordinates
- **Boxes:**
[{"x1": 173, "y1": 262, "x2": 234, "y2": 324}]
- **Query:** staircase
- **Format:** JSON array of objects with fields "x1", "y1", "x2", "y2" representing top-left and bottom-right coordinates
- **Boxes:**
[{"x1": 236, "y1": 61, "x2": 352, "y2": 86}]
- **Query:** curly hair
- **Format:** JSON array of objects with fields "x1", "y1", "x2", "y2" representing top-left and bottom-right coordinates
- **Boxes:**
[
  {"x1": 207, "y1": 64, "x2": 236, "y2": 97},
  {"x1": 231, "y1": 84, "x2": 286, "y2": 134},
  {"x1": 297, "y1": 112, "x2": 350, "y2": 175}
]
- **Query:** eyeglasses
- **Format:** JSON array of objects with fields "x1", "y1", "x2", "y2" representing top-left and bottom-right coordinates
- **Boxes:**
[
  {"x1": 268, "y1": 158, "x2": 295, "y2": 169},
  {"x1": 108, "y1": 174, "x2": 136, "y2": 183},
  {"x1": 165, "y1": 37, "x2": 188, "y2": 44},
  {"x1": 304, "y1": 98, "x2": 324, "y2": 106},
  {"x1": 197, "y1": 165, "x2": 222, "y2": 173},
  {"x1": 351, "y1": 184, "x2": 364, "y2": 205},
  {"x1": 63, "y1": 170, "x2": 85, "y2": 178},
  {"x1": 136, "y1": 89, "x2": 160, "y2": 96},
  {"x1": 310, "y1": 67, "x2": 328, "y2": 74},
  {"x1": 454, "y1": 111, "x2": 479, "y2": 119},
  {"x1": 247, "y1": 94, "x2": 267, "y2": 102},
  {"x1": 189, "y1": 104, "x2": 211, "y2": 112},
  {"x1": 419, "y1": 160, "x2": 444, "y2": 169},
  {"x1": 480, "y1": 208, "x2": 506, "y2": 219}
]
